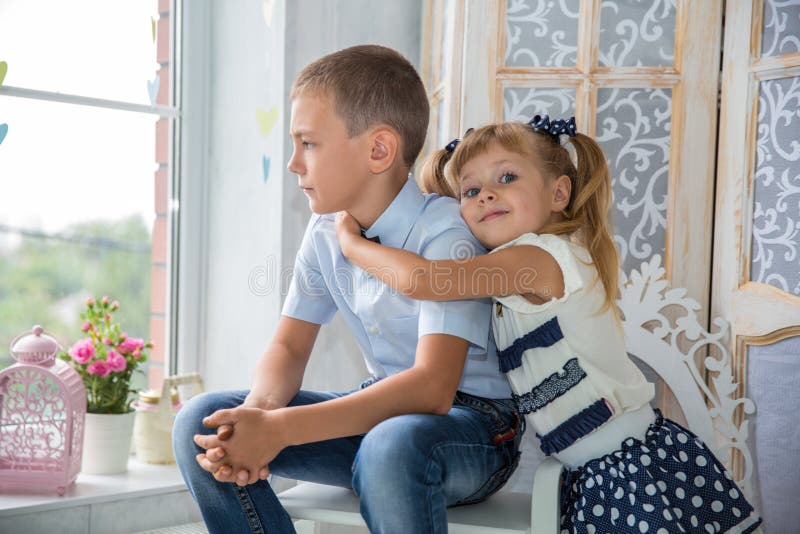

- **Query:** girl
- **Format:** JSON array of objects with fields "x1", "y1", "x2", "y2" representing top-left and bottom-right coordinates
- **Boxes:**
[{"x1": 335, "y1": 115, "x2": 762, "y2": 533}]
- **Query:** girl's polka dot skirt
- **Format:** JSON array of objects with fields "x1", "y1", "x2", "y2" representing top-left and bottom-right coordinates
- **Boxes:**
[{"x1": 559, "y1": 411, "x2": 762, "y2": 533}]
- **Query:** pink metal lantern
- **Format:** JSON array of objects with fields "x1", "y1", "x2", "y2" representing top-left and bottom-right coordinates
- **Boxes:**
[{"x1": 0, "y1": 325, "x2": 86, "y2": 495}]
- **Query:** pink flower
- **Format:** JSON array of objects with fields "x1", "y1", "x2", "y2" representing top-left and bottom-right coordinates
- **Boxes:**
[
  {"x1": 118, "y1": 337, "x2": 145, "y2": 355},
  {"x1": 81, "y1": 321, "x2": 92, "y2": 332},
  {"x1": 102, "y1": 337, "x2": 112, "y2": 345},
  {"x1": 86, "y1": 297, "x2": 95, "y2": 306},
  {"x1": 87, "y1": 360, "x2": 110, "y2": 377},
  {"x1": 106, "y1": 350, "x2": 127, "y2": 372},
  {"x1": 68, "y1": 338, "x2": 96, "y2": 364},
  {"x1": 101, "y1": 296, "x2": 109, "y2": 305},
  {"x1": 111, "y1": 300, "x2": 120, "y2": 310},
  {"x1": 133, "y1": 349, "x2": 142, "y2": 359},
  {"x1": 104, "y1": 314, "x2": 111, "y2": 323}
]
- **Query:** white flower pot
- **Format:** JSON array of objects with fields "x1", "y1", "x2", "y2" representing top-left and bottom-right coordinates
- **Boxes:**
[{"x1": 81, "y1": 412, "x2": 135, "y2": 475}]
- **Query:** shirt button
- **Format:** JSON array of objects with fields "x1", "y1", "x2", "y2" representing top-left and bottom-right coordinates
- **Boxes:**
[{"x1": 369, "y1": 326, "x2": 379, "y2": 334}]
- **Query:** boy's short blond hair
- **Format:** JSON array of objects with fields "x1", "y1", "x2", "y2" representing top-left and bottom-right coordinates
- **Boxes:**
[{"x1": 291, "y1": 45, "x2": 429, "y2": 168}]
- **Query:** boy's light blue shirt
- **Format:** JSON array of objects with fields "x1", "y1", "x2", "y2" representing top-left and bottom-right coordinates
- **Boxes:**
[{"x1": 282, "y1": 177, "x2": 512, "y2": 399}]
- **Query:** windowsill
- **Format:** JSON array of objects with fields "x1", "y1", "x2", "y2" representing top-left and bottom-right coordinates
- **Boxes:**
[{"x1": 0, "y1": 458, "x2": 187, "y2": 516}]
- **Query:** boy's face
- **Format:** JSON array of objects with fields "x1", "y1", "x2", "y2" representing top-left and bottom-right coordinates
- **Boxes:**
[{"x1": 288, "y1": 93, "x2": 371, "y2": 214}]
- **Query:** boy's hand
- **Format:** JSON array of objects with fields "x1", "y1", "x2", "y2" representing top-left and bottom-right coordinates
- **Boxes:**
[
  {"x1": 335, "y1": 211, "x2": 361, "y2": 254},
  {"x1": 194, "y1": 407, "x2": 287, "y2": 486}
]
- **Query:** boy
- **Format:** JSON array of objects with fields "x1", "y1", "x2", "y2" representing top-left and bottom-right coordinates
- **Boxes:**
[{"x1": 173, "y1": 45, "x2": 521, "y2": 534}]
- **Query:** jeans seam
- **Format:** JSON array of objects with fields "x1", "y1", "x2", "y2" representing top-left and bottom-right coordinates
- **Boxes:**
[
  {"x1": 234, "y1": 484, "x2": 266, "y2": 534},
  {"x1": 454, "y1": 392, "x2": 518, "y2": 437}
]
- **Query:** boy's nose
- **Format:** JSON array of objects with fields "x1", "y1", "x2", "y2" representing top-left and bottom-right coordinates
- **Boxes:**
[{"x1": 287, "y1": 151, "x2": 303, "y2": 175}]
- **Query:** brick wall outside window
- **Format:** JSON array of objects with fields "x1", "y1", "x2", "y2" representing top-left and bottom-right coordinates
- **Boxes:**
[{"x1": 148, "y1": 0, "x2": 171, "y2": 390}]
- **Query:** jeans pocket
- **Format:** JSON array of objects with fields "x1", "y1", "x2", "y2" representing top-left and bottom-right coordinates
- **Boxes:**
[{"x1": 453, "y1": 450, "x2": 521, "y2": 506}]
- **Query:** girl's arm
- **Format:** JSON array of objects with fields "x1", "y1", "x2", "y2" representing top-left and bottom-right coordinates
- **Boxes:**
[{"x1": 336, "y1": 211, "x2": 565, "y2": 301}]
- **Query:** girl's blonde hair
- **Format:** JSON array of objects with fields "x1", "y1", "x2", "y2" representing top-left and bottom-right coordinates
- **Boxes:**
[{"x1": 419, "y1": 122, "x2": 620, "y2": 318}]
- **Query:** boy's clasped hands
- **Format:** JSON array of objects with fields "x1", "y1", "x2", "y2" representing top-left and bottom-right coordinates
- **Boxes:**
[{"x1": 193, "y1": 395, "x2": 288, "y2": 486}]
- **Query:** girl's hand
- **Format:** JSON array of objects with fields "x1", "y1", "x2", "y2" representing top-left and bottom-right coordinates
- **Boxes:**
[{"x1": 335, "y1": 211, "x2": 362, "y2": 255}]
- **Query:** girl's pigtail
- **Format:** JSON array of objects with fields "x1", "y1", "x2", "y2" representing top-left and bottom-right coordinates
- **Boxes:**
[
  {"x1": 568, "y1": 133, "x2": 620, "y2": 319},
  {"x1": 417, "y1": 148, "x2": 457, "y2": 198}
]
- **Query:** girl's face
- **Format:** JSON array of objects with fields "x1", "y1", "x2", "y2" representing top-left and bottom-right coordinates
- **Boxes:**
[{"x1": 457, "y1": 142, "x2": 564, "y2": 249}]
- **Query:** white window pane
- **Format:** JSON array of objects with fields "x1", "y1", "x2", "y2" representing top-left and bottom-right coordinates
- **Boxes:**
[
  {"x1": 0, "y1": 0, "x2": 163, "y2": 105},
  {"x1": 0, "y1": 96, "x2": 158, "y2": 372}
]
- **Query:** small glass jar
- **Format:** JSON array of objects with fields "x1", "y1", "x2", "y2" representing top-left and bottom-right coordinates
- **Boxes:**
[
  {"x1": 133, "y1": 387, "x2": 181, "y2": 464},
  {"x1": 136, "y1": 388, "x2": 181, "y2": 411}
]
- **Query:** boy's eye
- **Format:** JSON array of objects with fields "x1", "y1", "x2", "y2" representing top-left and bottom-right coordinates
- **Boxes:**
[
  {"x1": 302, "y1": 141, "x2": 314, "y2": 150},
  {"x1": 462, "y1": 187, "x2": 480, "y2": 198},
  {"x1": 499, "y1": 173, "x2": 517, "y2": 184}
]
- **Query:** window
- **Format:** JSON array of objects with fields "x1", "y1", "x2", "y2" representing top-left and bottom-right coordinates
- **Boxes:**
[{"x1": 0, "y1": 0, "x2": 179, "y2": 392}]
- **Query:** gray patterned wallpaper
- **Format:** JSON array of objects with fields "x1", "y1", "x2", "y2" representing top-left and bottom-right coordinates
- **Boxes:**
[
  {"x1": 598, "y1": 0, "x2": 675, "y2": 67},
  {"x1": 751, "y1": 76, "x2": 800, "y2": 296}
]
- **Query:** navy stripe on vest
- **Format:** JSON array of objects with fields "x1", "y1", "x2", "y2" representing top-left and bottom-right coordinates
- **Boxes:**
[
  {"x1": 537, "y1": 399, "x2": 613, "y2": 455},
  {"x1": 497, "y1": 316, "x2": 563, "y2": 373},
  {"x1": 513, "y1": 357, "x2": 586, "y2": 415}
]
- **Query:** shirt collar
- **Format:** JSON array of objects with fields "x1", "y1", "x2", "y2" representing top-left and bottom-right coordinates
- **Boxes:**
[{"x1": 362, "y1": 177, "x2": 425, "y2": 249}]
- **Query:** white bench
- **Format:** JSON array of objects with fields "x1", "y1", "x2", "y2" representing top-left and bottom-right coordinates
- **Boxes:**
[{"x1": 277, "y1": 255, "x2": 757, "y2": 533}]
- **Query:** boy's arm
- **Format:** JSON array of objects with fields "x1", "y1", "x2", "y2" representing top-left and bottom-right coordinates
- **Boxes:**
[
  {"x1": 196, "y1": 332, "x2": 469, "y2": 484},
  {"x1": 243, "y1": 316, "x2": 320, "y2": 410},
  {"x1": 193, "y1": 316, "x2": 318, "y2": 478},
  {"x1": 337, "y1": 212, "x2": 564, "y2": 301}
]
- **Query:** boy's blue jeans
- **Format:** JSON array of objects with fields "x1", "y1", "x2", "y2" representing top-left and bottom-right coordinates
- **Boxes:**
[{"x1": 173, "y1": 383, "x2": 523, "y2": 534}]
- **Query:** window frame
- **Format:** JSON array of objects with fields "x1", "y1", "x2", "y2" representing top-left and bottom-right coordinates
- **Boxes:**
[{"x1": 0, "y1": 0, "x2": 183, "y2": 389}]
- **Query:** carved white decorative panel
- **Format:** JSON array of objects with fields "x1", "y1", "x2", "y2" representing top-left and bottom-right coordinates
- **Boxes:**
[
  {"x1": 502, "y1": 87, "x2": 576, "y2": 122},
  {"x1": 746, "y1": 336, "x2": 800, "y2": 532},
  {"x1": 598, "y1": 0, "x2": 676, "y2": 67},
  {"x1": 596, "y1": 87, "x2": 672, "y2": 275},
  {"x1": 618, "y1": 255, "x2": 756, "y2": 495},
  {"x1": 504, "y1": 0, "x2": 580, "y2": 67},
  {"x1": 750, "y1": 76, "x2": 800, "y2": 296},
  {"x1": 760, "y1": 0, "x2": 800, "y2": 58}
]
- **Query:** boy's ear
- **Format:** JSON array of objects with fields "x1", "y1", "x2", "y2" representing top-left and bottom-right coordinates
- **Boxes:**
[
  {"x1": 367, "y1": 128, "x2": 400, "y2": 174},
  {"x1": 551, "y1": 174, "x2": 572, "y2": 212}
]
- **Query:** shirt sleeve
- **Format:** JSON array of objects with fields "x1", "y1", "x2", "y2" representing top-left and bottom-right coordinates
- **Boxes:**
[
  {"x1": 416, "y1": 227, "x2": 492, "y2": 352},
  {"x1": 281, "y1": 216, "x2": 338, "y2": 324},
  {"x1": 493, "y1": 232, "x2": 585, "y2": 313}
]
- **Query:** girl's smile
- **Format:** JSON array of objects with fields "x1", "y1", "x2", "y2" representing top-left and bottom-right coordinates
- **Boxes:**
[{"x1": 479, "y1": 209, "x2": 509, "y2": 222}]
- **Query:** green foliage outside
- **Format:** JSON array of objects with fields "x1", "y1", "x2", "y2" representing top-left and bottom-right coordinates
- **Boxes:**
[{"x1": 0, "y1": 215, "x2": 152, "y2": 392}]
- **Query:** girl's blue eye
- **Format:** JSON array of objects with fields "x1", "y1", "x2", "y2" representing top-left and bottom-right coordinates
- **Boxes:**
[
  {"x1": 462, "y1": 187, "x2": 479, "y2": 198},
  {"x1": 499, "y1": 173, "x2": 517, "y2": 184}
]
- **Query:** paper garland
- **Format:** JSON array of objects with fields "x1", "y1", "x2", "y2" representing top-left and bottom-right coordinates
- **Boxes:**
[
  {"x1": 258, "y1": 1, "x2": 276, "y2": 183},
  {"x1": 256, "y1": 107, "x2": 278, "y2": 137},
  {"x1": 148, "y1": 75, "x2": 160, "y2": 106},
  {"x1": 262, "y1": 156, "x2": 270, "y2": 183},
  {"x1": 262, "y1": 0, "x2": 274, "y2": 27},
  {"x1": 0, "y1": 62, "x2": 7, "y2": 145}
]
